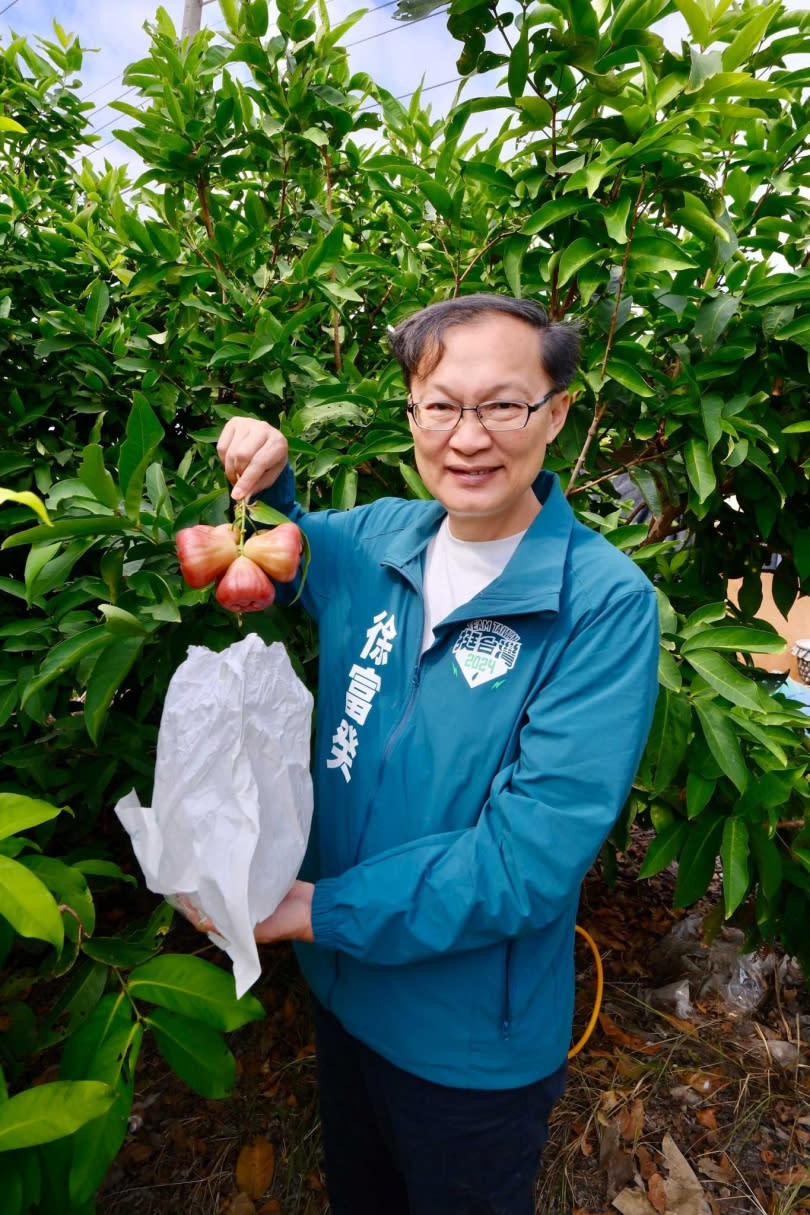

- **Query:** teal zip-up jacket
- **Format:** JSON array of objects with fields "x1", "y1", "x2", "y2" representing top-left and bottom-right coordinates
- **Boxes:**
[{"x1": 263, "y1": 466, "x2": 659, "y2": 1089}]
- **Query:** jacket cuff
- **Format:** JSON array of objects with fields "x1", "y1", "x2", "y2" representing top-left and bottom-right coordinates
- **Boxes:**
[
  {"x1": 257, "y1": 462, "x2": 296, "y2": 516},
  {"x1": 311, "y1": 879, "x2": 343, "y2": 949}
]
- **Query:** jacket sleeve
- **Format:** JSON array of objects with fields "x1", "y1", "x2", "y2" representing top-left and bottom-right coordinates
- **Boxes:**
[
  {"x1": 310, "y1": 584, "x2": 661, "y2": 964},
  {"x1": 257, "y1": 463, "x2": 347, "y2": 620}
]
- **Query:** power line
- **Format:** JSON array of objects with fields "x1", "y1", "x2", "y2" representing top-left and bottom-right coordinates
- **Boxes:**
[
  {"x1": 0, "y1": 0, "x2": 20, "y2": 17},
  {"x1": 346, "y1": 4, "x2": 449, "y2": 47},
  {"x1": 83, "y1": 71, "x2": 126, "y2": 102}
]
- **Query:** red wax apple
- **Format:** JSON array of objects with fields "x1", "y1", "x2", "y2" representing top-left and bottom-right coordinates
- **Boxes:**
[
  {"x1": 176, "y1": 523, "x2": 238, "y2": 588},
  {"x1": 243, "y1": 522, "x2": 303, "y2": 582},
  {"x1": 215, "y1": 555, "x2": 275, "y2": 612}
]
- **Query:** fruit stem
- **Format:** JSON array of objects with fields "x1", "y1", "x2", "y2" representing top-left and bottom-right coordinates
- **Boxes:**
[{"x1": 236, "y1": 500, "x2": 246, "y2": 555}]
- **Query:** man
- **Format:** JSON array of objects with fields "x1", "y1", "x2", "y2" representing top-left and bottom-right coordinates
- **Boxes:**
[{"x1": 216, "y1": 294, "x2": 660, "y2": 1215}]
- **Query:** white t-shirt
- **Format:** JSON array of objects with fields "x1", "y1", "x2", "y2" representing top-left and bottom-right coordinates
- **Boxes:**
[{"x1": 421, "y1": 518, "x2": 526, "y2": 654}]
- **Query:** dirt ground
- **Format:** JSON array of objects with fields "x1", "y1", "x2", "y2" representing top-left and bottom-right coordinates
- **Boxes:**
[{"x1": 96, "y1": 836, "x2": 810, "y2": 1215}]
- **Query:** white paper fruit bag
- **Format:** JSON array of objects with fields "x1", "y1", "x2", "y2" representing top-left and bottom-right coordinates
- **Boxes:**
[{"x1": 115, "y1": 633, "x2": 313, "y2": 996}]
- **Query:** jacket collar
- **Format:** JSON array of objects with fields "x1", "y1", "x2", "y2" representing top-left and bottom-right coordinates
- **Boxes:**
[{"x1": 382, "y1": 471, "x2": 574, "y2": 617}]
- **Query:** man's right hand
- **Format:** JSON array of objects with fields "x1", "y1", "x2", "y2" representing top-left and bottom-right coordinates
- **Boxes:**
[{"x1": 216, "y1": 416, "x2": 289, "y2": 501}]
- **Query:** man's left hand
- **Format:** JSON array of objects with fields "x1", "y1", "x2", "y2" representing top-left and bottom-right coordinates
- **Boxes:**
[{"x1": 255, "y1": 880, "x2": 315, "y2": 944}]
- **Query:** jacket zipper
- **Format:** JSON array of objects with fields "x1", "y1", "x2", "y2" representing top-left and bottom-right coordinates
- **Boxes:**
[{"x1": 501, "y1": 940, "x2": 513, "y2": 1039}]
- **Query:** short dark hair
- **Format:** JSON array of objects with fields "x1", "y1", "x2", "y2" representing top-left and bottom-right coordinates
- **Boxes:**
[{"x1": 389, "y1": 294, "x2": 581, "y2": 391}]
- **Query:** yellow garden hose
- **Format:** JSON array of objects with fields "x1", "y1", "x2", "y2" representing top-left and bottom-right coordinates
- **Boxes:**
[{"x1": 568, "y1": 924, "x2": 604, "y2": 1059}]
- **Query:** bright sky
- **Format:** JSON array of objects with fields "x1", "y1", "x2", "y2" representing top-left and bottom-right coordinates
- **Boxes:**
[{"x1": 1, "y1": 0, "x2": 496, "y2": 175}]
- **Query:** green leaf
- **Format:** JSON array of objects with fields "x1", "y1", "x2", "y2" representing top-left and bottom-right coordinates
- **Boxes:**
[
  {"x1": 118, "y1": 393, "x2": 165, "y2": 522},
  {"x1": 127, "y1": 954, "x2": 264, "y2": 1031},
  {"x1": 0, "y1": 490, "x2": 51, "y2": 527},
  {"x1": 638, "y1": 820, "x2": 688, "y2": 879},
  {"x1": 0, "y1": 794, "x2": 65, "y2": 841},
  {"x1": 681, "y1": 626, "x2": 785, "y2": 654},
  {"x1": 507, "y1": 28, "x2": 529, "y2": 99},
  {"x1": 674, "y1": 811, "x2": 724, "y2": 908},
  {"x1": 722, "y1": 2, "x2": 779, "y2": 72},
  {"x1": 557, "y1": 238, "x2": 601, "y2": 288},
  {"x1": 21, "y1": 627, "x2": 112, "y2": 711},
  {"x1": 749, "y1": 823, "x2": 782, "y2": 901},
  {"x1": 502, "y1": 235, "x2": 529, "y2": 298},
  {"x1": 0, "y1": 855, "x2": 64, "y2": 948},
  {"x1": 82, "y1": 937, "x2": 159, "y2": 967},
  {"x1": 218, "y1": 0, "x2": 239, "y2": 33},
  {"x1": 398, "y1": 461, "x2": 432, "y2": 500},
  {"x1": 85, "y1": 281, "x2": 110, "y2": 337},
  {"x1": 522, "y1": 198, "x2": 583, "y2": 235},
  {"x1": 673, "y1": 0, "x2": 710, "y2": 46},
  {"x1": 694, "y1": 700, "x2": 747, "y2": 791},
  {"x1": 84, "y1": 638, "x2": 144, "y2": 744},
  {"x1": 2, "y1": 517, "x2": 135, "y2": 551},
  {"x1": 686, "y1": 770, "x2": 715, "y2": 819},
  {"x1": 721, "y1": 817, "x2": 750, "y2": 917},
  {"x1": 684, "y1": 437, "x2": 715, "y2": 503},
  {"x1": 692, "y1": 295, "x2": 738, "y2": 350},
  {"x1": 78, "y1": 445, "x2": 119, "y2": 511},
  {"x1": 604, "y1": 359, "x2": 654, "y2": 398},
  {"x1": 0, "y1": 1082, "x2": 115, "y2": 1151},
  {"x1": 0, "y1": 117, "x2": 27, "y2": 134},
  {"x1": 638, "y1": 688, "x2": 691, "y2": 794},
  {"x1": 145, "y1": 1008, "x2": 236, "y2": 1098},
  {"x1": 20, "y1": 856, "x2": 95, "y2": 935},
  {"x1": 685, "y1": 650, "x2": 762, "y2": 713}
]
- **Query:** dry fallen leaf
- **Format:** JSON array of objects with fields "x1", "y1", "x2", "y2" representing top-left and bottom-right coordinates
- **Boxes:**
[
  {"x1": 599, "y1": 1012, "x2": 660, "y2": 1055},
  {"x1": 637, "y1": 1144, "x2": 657, "y2": 1181},
  {"x1": 236, "y1": 1137, "x2": 276, "y2": 1200},
  {"x1": 600, "y1": 1123, "x2": 636, "y2": 1199},
  {"x1": 768, "y1": 1165, "x2": 810, "y2": 1185},
  {"x1": 648, "y1": 1172, "x2": 667, "y2": 1214},
  {"x1": 661, "y1": 1134, "x2": 712, "y2": 1215},
  {"x1": 618, "y1": 1097, "x2": 645, "y2": 1142},
  {"x1": 228, "y1": 1195, "x2": 256, "y2": 1215},
  {"x1": 696, "y1": 1108, "x2": 718, "y2": 1132},
  {"x1": 612, "y1": 1187, "x2": 658, "y2": 1215}
]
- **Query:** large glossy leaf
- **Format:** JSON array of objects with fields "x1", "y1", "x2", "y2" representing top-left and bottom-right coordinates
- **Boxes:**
[
  {"x1": 673, "y1": 811, "x2": 725, "y2": 908},
  {"x1": 694, "y1": 701, "x2": 747, "y2": 791},
  {"x1": 638, "y1": 688, "x2": 691, "y2": 795},
  {"x1": 0, "y1": 1082, "x2": 115, "y2": 1150},
  {"x1": 146, "y1": 1008, "x2": 236, "y2": 1098},
  {"x1": 685, "y1": 650, "x2": 762, "y2": 713},
  {"x1": 20, "y1": 627, "x2": 112, "y2": 711},
  {"x1": 20, "y1": 856, "x2": 95, "y2": 935},
  {"x1": 0, "y1": 490, "x2": 51, "y2": 527},
  {"x1": 84, "y1": 637, "x2": 144, "y2": 744},
  {"x1": 721, "y1": 817, "x2": 750, "y2": 917},
  {"x1": 118, "y1": 393, "x2": 165, "y2": 522},
  {"x1": 681, "y1": 626, "x2": 785, "y2": 654},
  {"x1": 0, "y1": 855, "x2": 64, "y2": 948},
  {"x1": 0, "y1": 794, "x2": 65, "y2": 840},
  {"x1": 127, "y1": 954, "x2": 264, "y2": 1030}
]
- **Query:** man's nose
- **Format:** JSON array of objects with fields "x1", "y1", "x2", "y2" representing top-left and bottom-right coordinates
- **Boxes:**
[{"x1": 448, "y1": 409, "x2": 493, "y2": 450}]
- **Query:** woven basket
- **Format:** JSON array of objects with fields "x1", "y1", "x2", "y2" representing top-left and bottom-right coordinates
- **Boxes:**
[{"x1": 792, "y1": 640, "x2": 810, "y2": 683}]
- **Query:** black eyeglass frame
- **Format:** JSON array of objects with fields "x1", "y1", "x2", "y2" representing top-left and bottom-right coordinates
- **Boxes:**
[{"x1": 406, "y1": 390, "x2": 559, "y2": 432}]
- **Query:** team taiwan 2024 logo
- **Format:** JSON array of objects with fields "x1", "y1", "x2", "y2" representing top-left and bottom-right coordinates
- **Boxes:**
[{"x1": 452, "y1": 619, "x2": 522, "y2": 688}]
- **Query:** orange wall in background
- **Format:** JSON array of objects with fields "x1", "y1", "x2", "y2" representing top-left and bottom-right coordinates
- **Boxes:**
[{"x1": 728, "y1": 574, "x2": 810, "y2": 681}]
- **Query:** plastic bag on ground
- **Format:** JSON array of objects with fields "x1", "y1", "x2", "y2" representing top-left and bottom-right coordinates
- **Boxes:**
[{"x1": 115, "y1": 633, "x2": 314, "y2": 996}]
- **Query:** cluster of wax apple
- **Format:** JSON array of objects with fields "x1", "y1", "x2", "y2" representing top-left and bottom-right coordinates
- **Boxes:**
[{"x1": 175, "y1": 518, "x2": 303, "y2": 612}]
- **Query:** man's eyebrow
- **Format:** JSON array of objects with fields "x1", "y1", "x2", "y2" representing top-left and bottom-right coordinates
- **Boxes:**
[{"x1": 427, "y1": 382, "x2": 533, "y2": 400}]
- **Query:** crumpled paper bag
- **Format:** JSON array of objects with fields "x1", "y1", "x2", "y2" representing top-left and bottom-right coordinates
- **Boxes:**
[{"x1": 115, "y1": 633, "x2": 313, "y2": 996}]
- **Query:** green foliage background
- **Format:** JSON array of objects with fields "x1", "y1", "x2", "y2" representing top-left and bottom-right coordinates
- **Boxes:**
[{"x1": 1, "y1": 0, "x2": 810, "y2": 1205}]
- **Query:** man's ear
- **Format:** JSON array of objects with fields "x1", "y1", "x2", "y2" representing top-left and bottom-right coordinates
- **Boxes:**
[{"x1": 548, "y1": 392, "x2": 570, "y2": 442}]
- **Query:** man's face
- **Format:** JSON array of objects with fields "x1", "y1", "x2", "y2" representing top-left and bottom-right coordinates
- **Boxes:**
[{"x1": 407, "y1": 313, "x2": 570, "y2": 541}]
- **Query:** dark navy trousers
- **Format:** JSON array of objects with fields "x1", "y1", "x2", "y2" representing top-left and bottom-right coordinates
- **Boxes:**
[{"x1": 312, "y1": 999, "x2": 567, "y2": 1215}]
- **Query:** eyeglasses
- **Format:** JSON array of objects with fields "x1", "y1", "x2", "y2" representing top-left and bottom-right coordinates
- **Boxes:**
[{"x1": 407, "y1": 391, "x2": 558, "y2": 432}]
